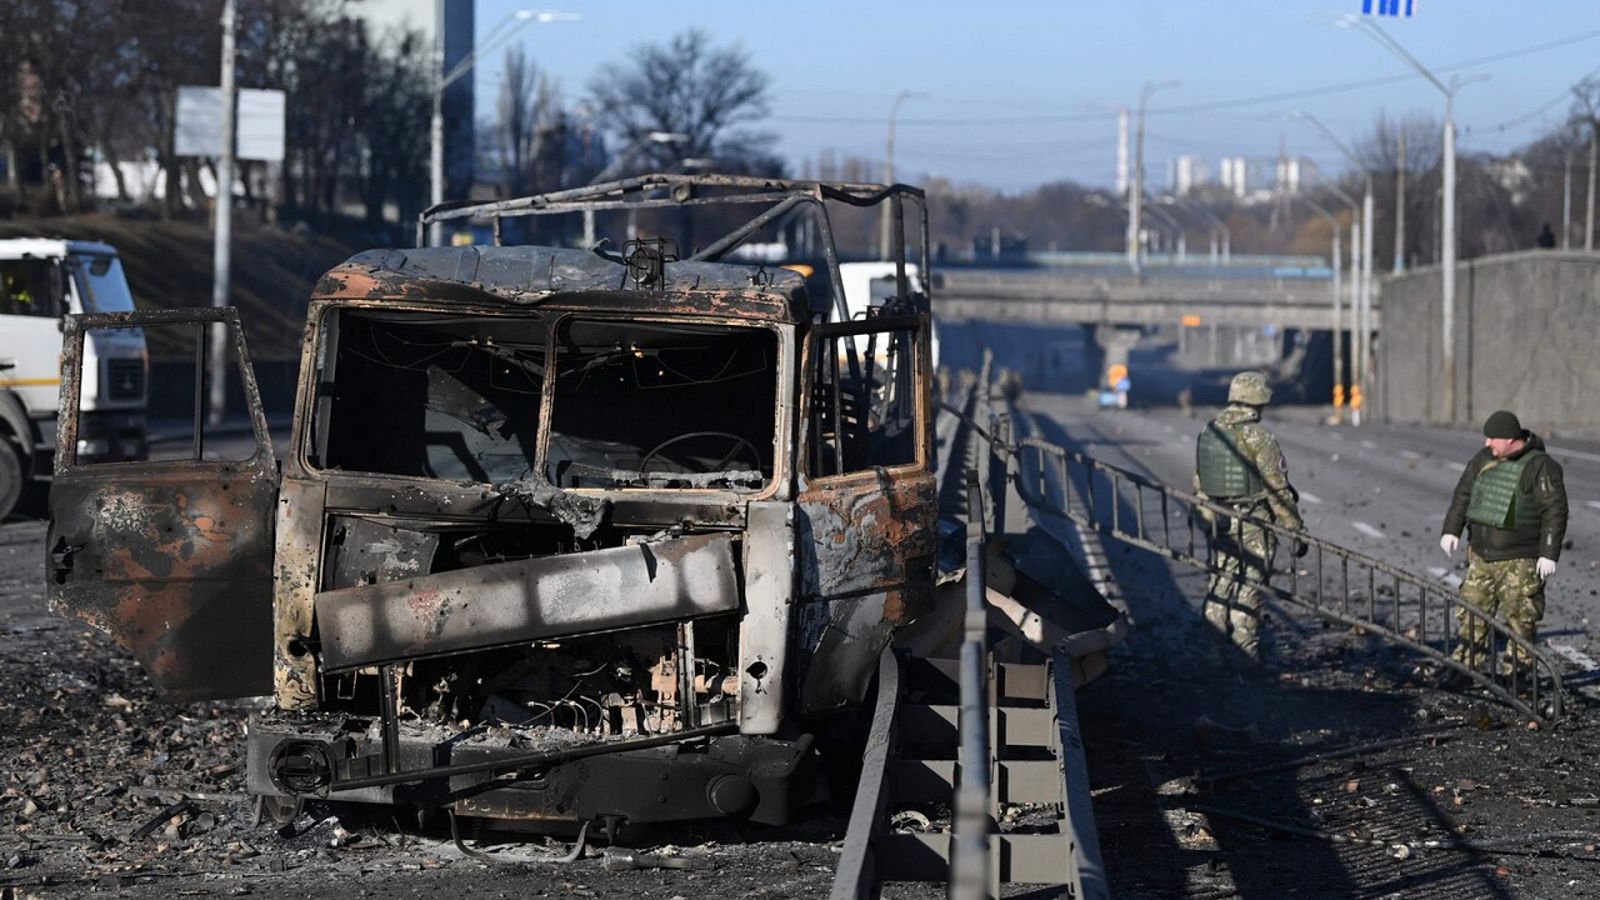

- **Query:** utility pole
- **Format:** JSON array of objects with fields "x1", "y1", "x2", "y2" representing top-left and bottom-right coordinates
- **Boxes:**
[
  {"x1": 1563, "y1": 154, "x2": 1573, "y2": 249},
  {"x1": 1128, "y1": 81, "x2": 1178, "y2": 275},
  {"x1": 428, "y1": 0, "x2": 446, "y2": 247},
  {"x1": 1344, "y1": 16, "x2": 1486, "y2": 425},
  {"x1": 1116, "y1": 108, "x2": 1129, "y2": 197},
  {"x1": 207, "y1": 0, "x2": 236, "y2": 426},
  {"x1": 1441, "y1": 90, "x2": 1457, "y2": 423},
  {"x1": 1588, "y1": 122, "x2": 1596, "y2": 251},
  {"x1": 880, "y1": 90, "x2": 926, "y2": 259},
  {"x1": 1393, "y1": 129, "x2": 1405, "y2": 273}
]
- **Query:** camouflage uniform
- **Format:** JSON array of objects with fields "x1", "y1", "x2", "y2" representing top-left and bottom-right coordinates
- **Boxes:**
[
  {"x1": 1442, "y1": 424, "x2": 1567, "y2": 675},
  {"x1": 1455, "y1": 552, "x2": 1545, "y2": 673},
  {"x1": 1193, "y1": 374, "x2": 1303, "y2": 658}
]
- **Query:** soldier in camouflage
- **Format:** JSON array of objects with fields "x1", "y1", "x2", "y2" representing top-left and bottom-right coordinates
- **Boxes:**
[
  {"x1": 1193, "y1": 372, "x2": 1306, "y2": 658},
  {"x1": 1440, "y1": 410, "x2": 1567, "y2": 678}
]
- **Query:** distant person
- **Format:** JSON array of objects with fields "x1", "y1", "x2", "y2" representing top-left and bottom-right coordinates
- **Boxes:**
[
  {"x1": 1537, "y1": 222, "x2": 1556, "y2": 249},
  {"x1": 1438, "y1": 410, "x2": 1567, "y2": 683},
  {"x1": 1193, "y1": 372, "x2": 1307, "y2": 659}
]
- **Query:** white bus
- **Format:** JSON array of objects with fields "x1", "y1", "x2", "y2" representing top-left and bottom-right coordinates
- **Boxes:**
[{"x1": 0, "y1": 239, "x2": 148, "y2": 518}]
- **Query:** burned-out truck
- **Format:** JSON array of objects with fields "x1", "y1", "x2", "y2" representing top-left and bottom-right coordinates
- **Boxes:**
[{"x1": 47, "y1": 175, "x2": 937, "y2": 833}]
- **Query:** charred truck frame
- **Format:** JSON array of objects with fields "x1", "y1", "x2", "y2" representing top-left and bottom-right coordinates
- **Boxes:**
[{"x1": 47, "y1": 174, "x2": 937, "y2": 835}]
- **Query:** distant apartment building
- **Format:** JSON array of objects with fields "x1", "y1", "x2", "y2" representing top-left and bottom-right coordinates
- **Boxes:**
[
  {"x1": 1170, "y1": 155, "x2": 1212, "y2": 196},
  {"x1": 1213, "y1": 154, "x2": 1316, "y2": 203},
  {"x1": 1218, "y1": 156, "x2": 1249, "y2": 199}
]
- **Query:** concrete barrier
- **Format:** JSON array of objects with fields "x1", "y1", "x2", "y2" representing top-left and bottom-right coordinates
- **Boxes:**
[{"x1": 1377, "y1": 250, "x2": 1600, "y2": 432}]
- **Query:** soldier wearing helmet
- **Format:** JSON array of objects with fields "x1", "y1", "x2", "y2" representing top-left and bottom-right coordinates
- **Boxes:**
[
  {"x1": 1193, "y1": 371, "x2": 1305, "y2": 659},
  {"x1": 1438, "y1": 409, "x2": 1567, "y2": 681}
]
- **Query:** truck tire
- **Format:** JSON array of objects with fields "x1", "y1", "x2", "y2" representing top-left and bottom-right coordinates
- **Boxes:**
[{"x1": 0, "y1": 443, "x2": 21, "y2": 522}]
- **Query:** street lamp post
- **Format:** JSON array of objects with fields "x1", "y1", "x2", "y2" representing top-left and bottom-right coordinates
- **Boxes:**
[
  {"x1": 1299, "y1": 195, "x2": 1342, "y2": 417},
  {"x1": 880, "y1": 90, "x2": 928, "y2": 259},
  {"x1": 428, "y1": 7, "x2": 578, "y2": 247},
  {"x1": 1290, "y1": 111, "x2": 1374, "y2": 424},
  {"x1": 1343, "y1": 16, "x2": 1487, "y2": 425},
  {"x1": 1128, "y1": 81, "x2": 1178, "y2": 274}
]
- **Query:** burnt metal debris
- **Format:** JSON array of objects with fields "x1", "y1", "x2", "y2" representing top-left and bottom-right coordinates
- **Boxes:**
[{"x1": 46, "y1": 174, "x2": 939, "y2": 835}]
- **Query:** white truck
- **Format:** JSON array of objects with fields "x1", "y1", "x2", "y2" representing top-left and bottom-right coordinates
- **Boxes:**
[
  {"x1": 836, "y1": 261, "x2": 941, "y2": 368},
  {"x1": 0, "y1": 239, "x2": 148, "y2": 518}
]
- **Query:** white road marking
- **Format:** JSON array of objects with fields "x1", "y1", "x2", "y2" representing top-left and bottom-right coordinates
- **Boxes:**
[
  {"x1": 1549, "y1": 642, "x2": 1600, "y2": 672},
  {"x1": 1426, "y1": 566, "x2": 1464, "y2": 589},
  {"x1": 1585, "y1": 500, "x2": 1600, "y2": 512},
  {"x1": 1359, "y1": 440, "x2": 1378, "y2": 450},
  {"x1": 1350, "y1": 521, "x2": 1386, "y2": 539},
  {"x1": 1299, "y1": 491, "x2": 1323, "y2": 505},
  {"x1": 1547, "y1": 644, "x2": 1600, "y2": 700},
  {"x1": 1400, "y1": 450, "x2": 1422, "y2": 460},
  {"x1": 1551, "y1": 445, "x2": 1600, "y2": 465},
  {"x1": 1445, "y1": 461, "x2": 1466, "y2": 472}
]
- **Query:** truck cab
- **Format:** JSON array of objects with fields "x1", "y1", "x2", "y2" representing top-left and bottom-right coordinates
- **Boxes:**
[
  {"x1": 47, "y1": 176, "x2": 938, "y2": 834},
  {"x1": 0, "y1": 239, "x2": 148, "y2": 518}
]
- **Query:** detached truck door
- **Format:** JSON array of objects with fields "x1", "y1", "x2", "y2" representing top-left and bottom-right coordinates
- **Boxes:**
[{"x1": 46, "y1": 308, "x2": 278, "y2": 700}]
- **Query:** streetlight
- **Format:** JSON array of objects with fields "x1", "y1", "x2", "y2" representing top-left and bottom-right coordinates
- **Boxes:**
[
  {"x1": 1322, "y1": 181, "x2": 1362, "y2": 420},
  {"x1": 880, "y1": 90, "x2": 929, "y2": 259},
  {"x1": 1287, "y1": 110, "x2": 1374, "y2": 425},
  {"x1": 1296, "y1": 194, "x2": 1344, "y2": 418},
  {"x1": 1128, "y1": 80, "x2": 1179, "y2": 274},
  {"x1": 1340, "y1": 15, "x2": 1488, "y2": 424},
  {"x1": 429, "y1": 7, "x2": 579, "y2": 246}
]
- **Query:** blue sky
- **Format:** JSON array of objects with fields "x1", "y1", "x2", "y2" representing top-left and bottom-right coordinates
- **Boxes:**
[{"x1": 473, "y1": 1, "x2": 1600, "y2": 192}]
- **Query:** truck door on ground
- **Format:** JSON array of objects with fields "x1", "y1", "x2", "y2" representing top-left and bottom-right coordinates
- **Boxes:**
[{"x1": 47, "y1": 308, "x2": 277, "y2": 700}]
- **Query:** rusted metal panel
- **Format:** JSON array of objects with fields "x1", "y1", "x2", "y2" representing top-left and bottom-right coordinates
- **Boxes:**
[
  {"x1": 797, "y1": 473, "x2": 937, "y2": 598},
  {"x1": 315, "y1": 532, "x2": 740, "y2": 671},
  {"x1": 272, "y1": 476, "x2": 326, "y2": 710},
  {"x1": 48, "y1": 308, "x2": 277, "y2": 702},
  {"x1": 47, "y1": 465, "x2": 277, "y2": 700},
  {"x1": 795, "y1": 474, "x2": 938, "y2": 714},
  {"x1": 738, "y1": 502, "x2": 794, "y2": 735},
  {"x1": 309, "y1": 248, "x2": 804, "y2": 325}
]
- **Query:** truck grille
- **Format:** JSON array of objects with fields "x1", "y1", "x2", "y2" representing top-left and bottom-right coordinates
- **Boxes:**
[{"x1": 105, "y1": 359, "x2": 145, "y2": 402}]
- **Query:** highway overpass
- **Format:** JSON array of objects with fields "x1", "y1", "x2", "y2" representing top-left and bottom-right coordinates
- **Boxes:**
[{"x1": 931, "y1": 267, "x2": 1373, "y2": 331}]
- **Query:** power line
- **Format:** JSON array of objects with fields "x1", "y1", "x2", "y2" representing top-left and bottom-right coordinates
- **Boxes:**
[
  {"x1": 773, "y1": 27, "x2": 1600, "y2": 128},
  {"x1": 1472, "y1": 63, "x2": 1600, "y2": 134}
]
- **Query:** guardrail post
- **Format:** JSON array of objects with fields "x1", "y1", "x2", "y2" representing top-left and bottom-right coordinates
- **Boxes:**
[{"x1": 952, "y1": 469, "x2": 992, "y2": 899}]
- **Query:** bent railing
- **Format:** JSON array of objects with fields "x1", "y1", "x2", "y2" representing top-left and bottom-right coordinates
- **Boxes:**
[{"x1": 982, "y1": 431, "x2": 1562, "y2": 724}]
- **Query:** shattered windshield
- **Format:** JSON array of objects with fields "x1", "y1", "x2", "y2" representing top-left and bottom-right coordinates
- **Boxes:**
[
  {"x1": 546, "y1": 318, "x2": 777, "y2": 491},
  {"x1": 310, "y1": 309, "x2": 547, "y2": 482}
]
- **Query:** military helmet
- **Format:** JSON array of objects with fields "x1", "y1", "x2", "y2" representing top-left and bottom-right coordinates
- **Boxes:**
[{"x1": 1228, "y1": 371, "x2": 1271, "y2": 405}]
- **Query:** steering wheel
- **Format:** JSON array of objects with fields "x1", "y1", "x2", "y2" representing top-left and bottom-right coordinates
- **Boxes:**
[{"x1": 638, "y1": 431, "x2": 761, "y2": 474}]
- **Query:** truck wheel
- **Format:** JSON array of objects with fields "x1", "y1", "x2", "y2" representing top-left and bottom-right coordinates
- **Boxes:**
[{"x1": 0, "y1": 444, "x2": 22, "y2": 522}]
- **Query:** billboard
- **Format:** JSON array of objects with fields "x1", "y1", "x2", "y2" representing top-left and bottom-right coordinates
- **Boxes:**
[{"x1": 175, "y1": 87, "x2": 285, "y2": 161}]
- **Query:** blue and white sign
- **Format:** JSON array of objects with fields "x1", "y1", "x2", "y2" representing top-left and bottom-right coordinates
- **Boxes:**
[{"x1": 1361, "y1": 0, "x2": 1415, "y2": 15}]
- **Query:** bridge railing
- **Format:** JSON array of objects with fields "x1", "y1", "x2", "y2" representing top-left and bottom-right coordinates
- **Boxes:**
[{"x1": 966, "y1": 427, "x2": 1564, "y2": 724}]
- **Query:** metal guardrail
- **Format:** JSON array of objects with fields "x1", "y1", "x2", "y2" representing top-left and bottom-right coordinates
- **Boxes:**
[
  {"x1": 1001, "y1": 436, "x2": 1563, "y2": 723},
  {"x1": 950, "y1": 470, "x2": 992, "y2": 898}
]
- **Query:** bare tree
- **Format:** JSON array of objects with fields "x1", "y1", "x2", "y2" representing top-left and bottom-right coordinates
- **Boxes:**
[{"x1": 586, "y1": 29, "x2": 776, "y2": 173}]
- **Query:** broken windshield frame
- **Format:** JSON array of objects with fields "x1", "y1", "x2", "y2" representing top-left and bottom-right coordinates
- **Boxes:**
[
  {"x1": 543, "y1": 314, "x2": 783, "y2": 493},
  {"x1": 300, "y1": 303, "x2": 786, "y2": 497},
  {"x1": 303, "y1": 305, "x2": 549, "y2": 484}
]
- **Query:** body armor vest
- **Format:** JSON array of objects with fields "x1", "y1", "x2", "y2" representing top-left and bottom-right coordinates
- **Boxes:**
[
  {"x1": 1466, "y1": 451, "x2": 1541, "y2": 530},
  {"x1": 1196, "y1": 421, "x2": 1265, "y2": 500}
]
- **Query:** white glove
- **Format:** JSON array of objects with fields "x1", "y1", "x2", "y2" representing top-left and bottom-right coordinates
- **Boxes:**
[
  {"x1": 1537, "y1": 557, "x2": 1557, "y2": 579},
  {"x1": 1439, "y1": 534, "x2": 1458, "y2": 557}
]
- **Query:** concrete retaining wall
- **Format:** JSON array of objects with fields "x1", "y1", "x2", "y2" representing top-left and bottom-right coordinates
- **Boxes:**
[{"x1": 1377, "y1": 250, "x2": 1600, "y2": 432}]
